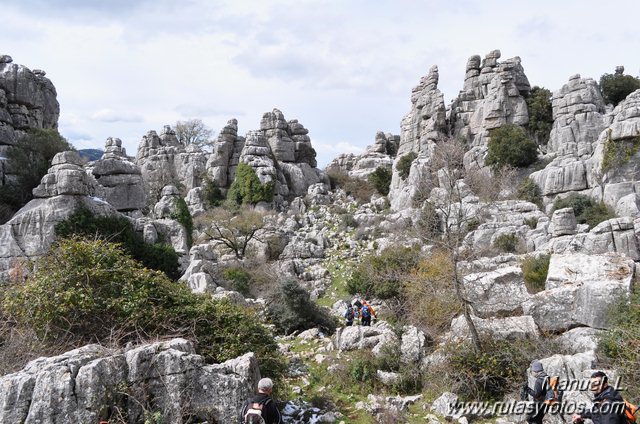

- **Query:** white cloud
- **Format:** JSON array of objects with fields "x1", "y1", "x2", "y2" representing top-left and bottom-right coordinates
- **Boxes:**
[{"x1": 89, "y1": 109, "x2": 144, "y2": 123}]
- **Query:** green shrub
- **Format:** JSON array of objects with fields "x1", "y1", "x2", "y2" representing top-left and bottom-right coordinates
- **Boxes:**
[
  {"x1": 347, "y1": 246, "x2": 421, "y2": 299},
  {"x1": 266, "y1": 279, "x2": 336, "y2": 335},
  {"x1": 598, "y1": 285, "x2": 640, "y2": 399},
  {"x1": 600, "y1": 71, "x2": 640, "y2": 106},
  {"x1": 222, "y1": 267, "x2": 252, "y2": 296},
  {"x1": 339, "y1": 213, "x2": 359, "y2": 229},
  {"x1": 486, "y1": 124, "x2": 538, "y2": 168},
  {"x1": 521, "y1": 254, "x2": 550, "y2": 293},
  {"x1": 171, "y1": 197, "x2": 193, "y2": 248},
  {"x1": 493, "y1": 233, "x2": 519, "y2": 253},
  {"x1": 0, "y1": 129, "x2": 73, "y2": 223},
  {"x1": 56, "y1": 208, "x2": 180, "y2": 279},
  {"x1": 368, "y1": 166, "x2": 392, "y2": 196},
  {"x1": 1, "y1": 238, "x2": 285, "y2": 377},
  {"x1": 396, "y1": 152, "x2": 417, "y2": 180},
  {"x1": 601, "y1": 129, "x2": 640, "y2": 173},
  {"x1": 417, "y1": 202, "x2": 442, "y2": 237},
  {"x1": 517, "y1": 177, "x2": 543, "y2": 208},
  {"x1": 553, "y1": 193, "x2": 615, "y2": 228},
  {"x1": 201, "y1": 175, "x2": 225, "y2": 208},
  {"x1": 227, "y1": 163, "x2": 274, "y2": 206},
  {"x1": 444, "y1": 339, "x2": 534, "y2": 401},
  {"x1": 326, "y1": 169, "x2": 376, "y2": 204},
  {"x1": 525, "y1": 87, "x2": 553, "y2": 145},
  {"x1": 524, "y1": 217, "x2": 538, "y2": 229}
]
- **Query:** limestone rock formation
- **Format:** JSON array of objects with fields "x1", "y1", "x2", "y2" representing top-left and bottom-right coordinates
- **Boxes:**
[
  {"x1": 523, "y1": 252, "x2": 634, "y2": 332},
  {"x1": 326, "y1": 131, "x2": 398, "y2": 179},
  {"x1": 0, "y1": 151, "x2": 119, "y2": 280},
  {"x1": 0, "y1": 339, "x2": 260, "y2": 424},
  {"x1": 450, "y1": 50, "x2": 530, "y2": 147},
  {"x1": 135, "y1": 125, "x2": 207, "y2": 197},
  {"x1": 206, "y1": 118, "x2": 245, "y2": 192},
  {"x1": 89, "y1": 137, "x2": 145, "y2": 212},
  {"x1": 529, "y1": 75, "x2": 607, "y2": 206}
]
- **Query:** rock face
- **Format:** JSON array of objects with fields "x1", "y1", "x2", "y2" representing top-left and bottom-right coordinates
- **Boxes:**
[
  {"x1": 205, "y1": 110, "x2": 327, "y2": 204},
  {"x1": 523, "y1": 253, "x2": 634, "y2": 332},
  {"x1": 0, "y1": 55, "x2": 60, "y2": 185},
  {"x1": 135, "y1": 125, "x2": 208, "y2": 198},
  {"x1": 450, "y1": 50, "x2": 530, "y2": 147},
  {"x1": 0, "y1": 151, "x2": 119, "y2": 280},
  {"x1": 530, "y1": 75, "x2": 606, "y2": 206},
  {"x1": 326, "y1": 131, "x2": 398, "y2": 179},
  {"x1": 89, "y1": 137, "x2": 146, "y2": 212},
  {"x1": 0, "y1": 339, "x2": 260, "y2": 424}
]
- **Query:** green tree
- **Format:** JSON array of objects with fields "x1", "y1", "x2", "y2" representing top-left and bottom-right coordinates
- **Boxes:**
[
  {"x1": 227, "y1": 163, "x2": 274, "y2": 206},
  {"x1": 0, "y1": 129, "x2": 73, "y2": 223},
  {"x1": 600, "y1": 70, "x2": 640, "y2": 106},
  {"x1": 1, "y1": 237, "x2": 285, "y2": 376},
  {"x1": 368, "y1": 166, "x2": 392, "y2": 196},
  {"x1": 171, "y1": 197, "x2": 193, "y2": 248},
  {"x1": 486, "y1": 124, "x2": 538, "y2": 168},
  {"x1": 526, "y1": 87, "x2": 553, "y2": 145},
  {"x1": 196, "y1": 207, "x2": 266, "y2": 259}
]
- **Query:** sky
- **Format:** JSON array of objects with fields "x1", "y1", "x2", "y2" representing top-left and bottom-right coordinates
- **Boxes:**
[{"x1": 2, "y1": 0, "x2": 640, "y2": 167}]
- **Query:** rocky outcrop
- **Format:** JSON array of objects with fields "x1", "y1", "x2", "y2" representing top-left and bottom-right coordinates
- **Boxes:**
[
  {"x1": 0, "y1": 151, "x2": 119, "y2": 280},
  {"x1": 206, "y1": 119, "x2": 245, "y2": 192},
  {"x1": 89, "y1": 137, "x2": 145, "y2": 212},
  {"x1": 450, "y1": 50, "x2": 530, "y2": 147},
  {"x1": 135, "y1": 125, "x2": 207, "y2": 196},
  {"x1": 523, "y1": 252, "x2": 634, "y2": 332},
  {"x1": 0, "y1": 339, "x2": 260, "y2": 424},
  {"x1": 326, "y1": 131, "x2": 398, "y2": 179},
  {"x1": 398, "y1": 65, "x2": 447, "y2": 156},
  {"x1": 529, "y1": 75, "x2": 607, "y2": 206}
]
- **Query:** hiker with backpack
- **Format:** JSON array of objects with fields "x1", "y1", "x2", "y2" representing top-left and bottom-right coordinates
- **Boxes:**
[
  {"x1": 521, "y1": 360, "x2": 552, "y2": 424},
  {"x1": 572, "y1": 371, "x2": 627, "y2": 424},
  {"x1": 360, "y1": 303, "x2": 372, "y2": 326},
  {"x1": 361, "y1": 299, "x2": 377, "y2": 324},
  {"x1": 239, "y1": 377, "x2": 282, "y2": 424},
  {"x1": 344, "y1": 304, "x2": 355, "y2": 326}
]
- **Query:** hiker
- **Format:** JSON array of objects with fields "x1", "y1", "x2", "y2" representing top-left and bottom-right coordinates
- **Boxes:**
[
  {"x1": 344, "y1": 304, "x2": 355, "y2": 326},
  {"x1": 239, "y1": 377, "x2": 282, "y2": 424},
  {"x1": 352, "y1": 300, "x2": 362, "y2": 324},
  {"x1": 361, "y1": 299, "x2": 377, "y2": 324},
  {"x1": 360, "y1": 303, "x2": 372, "y2": 326},
  {"x1": 572, "y1": 371, "x2": 625, "y2": 424},
  {"x1": 521, "y1": 360, "x2": 549, "y2": 424}
]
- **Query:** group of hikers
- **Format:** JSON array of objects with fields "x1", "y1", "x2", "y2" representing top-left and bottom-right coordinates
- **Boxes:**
[
  {"x1": 343, "y1": 299, "x2": 377, "y2": 326},
  {"x1": 522, "y1": 360, "x2": 638, "y2": 424},
  {"x1": 239, "y1": 360, "x2": 638, "y2": 424}
]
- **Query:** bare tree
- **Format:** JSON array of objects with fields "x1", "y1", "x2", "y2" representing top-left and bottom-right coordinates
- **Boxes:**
[
  {"x1": 195, "y1": 207, "x2": 266, "y2": 259},
  {"x1": 174, "y1": 119, "x2": 214, "y2": 149}
]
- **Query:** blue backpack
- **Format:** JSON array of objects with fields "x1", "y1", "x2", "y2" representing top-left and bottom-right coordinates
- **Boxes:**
[{"x1": 361, "y1": 306, "x2": 371, "y2": 318}]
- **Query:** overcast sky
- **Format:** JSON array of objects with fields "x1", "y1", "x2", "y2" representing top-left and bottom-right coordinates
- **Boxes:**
[{"x1": 2, "y1": 0, "x2": 639, "y2": 166}]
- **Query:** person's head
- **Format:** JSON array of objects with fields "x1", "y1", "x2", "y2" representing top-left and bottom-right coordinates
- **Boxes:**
[
  {"x1": 531, "y1": 360, "x2": 544, "y2": 375},
  {"x1": 257, "y1": 378, "x2": 273, "y2": 395},
  {"x1": 590, "y1": 371, "x2": 608, "y2": 395}
]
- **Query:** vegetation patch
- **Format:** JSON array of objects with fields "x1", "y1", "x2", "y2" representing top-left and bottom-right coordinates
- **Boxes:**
[
  {"x1": 553, "y1": 193, "x2": 615, "y2": 229},
  {"x1": 525, "y1": 86, "x2": 553, "y2": 145},
  {"x1": 171, "y1": 197, "x2": 193, "y2": 248},
  {"x1": 601, "y1": 130, "x2": 640, "y2": 174},
  {"x1": 517, "y1": 177, "x2": 543, "y2": 208},
  {"x1": 600, "y1": 71, "x2": 640, "y2": 106},
  {"x1": 227, "y1": 162, "x2": 274, "y2": 206},
  {"x1": 396, "y1": 152, "x2": 417, "y2": 180},
  {"x1": 368, "y1": 166, "x2": 392, "y2": 196},
  {"x1": 1, "y1": 238, "x2": 286, "y2": 378},
  {"x1": 486, "y1": 124, "x2": 538, "y2": 168},
  {"x1": 327, "y1": 169, "x2": 376, "y2": 204},
  {"x1": 521, "y1": 254, "x2": 550, "y2": 293},
  {"x1": 56, "y1": 207, "x2": 180, "y2": 279},
  {"x1": 493, "y1": 233, "x2": 520, "y2": 253}
]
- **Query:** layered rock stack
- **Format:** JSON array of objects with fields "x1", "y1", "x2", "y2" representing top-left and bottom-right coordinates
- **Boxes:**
[
  {"x1": 326, "y1": 131, "x2": 398, "y2": 179},
  {"x1": 0, "y1": 151, "x2": 118, "y2": 279},
  {"x1": 449, "y1": 50, "x2": 530, "y2": 147},
  {"x1": 0, "y1": 54, "x2": 60, "y2": 181},
  {"x1": 206, "y1": 119, "x2": 245, "y2": 192},
  {"x1": 398, "y1": 65, "x2": 447, "y2": 156},
  {"x1": 135, "y1": 125, "x2": 207, "y2": 196},
  {"x1": 89, "y1": 137, "x2": 146, "y2": 212}
]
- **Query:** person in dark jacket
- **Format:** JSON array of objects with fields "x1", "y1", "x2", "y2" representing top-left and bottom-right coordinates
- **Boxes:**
[
  {"x1": 572, "y1": 371, "x2": 625, "y2": 424},
  {"x1": 239, "y1": 378, "x2": 282, "y2": 424},
  {"x1": 522, "y1": 360, "x2": 549, "y2": 424}
]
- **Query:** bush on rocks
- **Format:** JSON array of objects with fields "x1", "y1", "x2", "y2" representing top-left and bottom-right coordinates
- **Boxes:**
[{"x1": 485, "y1": 124, "x2": 538, "y2": 169}]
